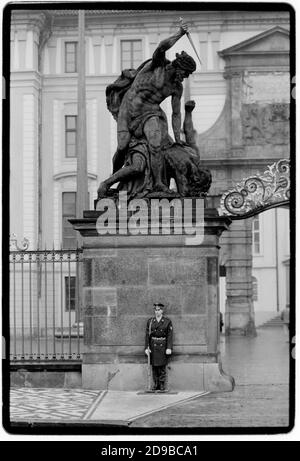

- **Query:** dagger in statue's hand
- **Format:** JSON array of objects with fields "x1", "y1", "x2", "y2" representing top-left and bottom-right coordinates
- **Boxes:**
[{"x1": 179, "y1": 17, "x2": 203, "y2": 67}]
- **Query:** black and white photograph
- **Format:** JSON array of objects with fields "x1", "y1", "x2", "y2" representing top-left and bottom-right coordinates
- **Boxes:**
[{"x1": 2, "y1": 1, "x2": 295, "y2": 438}]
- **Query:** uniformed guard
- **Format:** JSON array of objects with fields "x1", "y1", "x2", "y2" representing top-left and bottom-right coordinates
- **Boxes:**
[{"x1": 145, "y1": 302, "x2": 173, "y2": 392}]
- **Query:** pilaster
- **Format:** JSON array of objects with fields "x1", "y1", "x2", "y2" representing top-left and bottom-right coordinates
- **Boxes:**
[
  {"x1": 223, "y1": 219, "x2": 256, "y2": 336},
  {"x1": 22, "y1": 93, "x2": 38, "y2": 246}
]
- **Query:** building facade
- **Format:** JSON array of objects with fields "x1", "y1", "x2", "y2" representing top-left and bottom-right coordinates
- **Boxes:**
[
  {"x1": 9, "y1": 8, "x2": 291, "y2": 336},
  {"x1": 252, "y1": 207, "x2": 290, "y2": 326}
]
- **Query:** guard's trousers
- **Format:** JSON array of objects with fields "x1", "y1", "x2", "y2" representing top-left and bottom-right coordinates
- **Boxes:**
[{"x1": 152, "y1": 365, "x2": 166, "y2": 389}]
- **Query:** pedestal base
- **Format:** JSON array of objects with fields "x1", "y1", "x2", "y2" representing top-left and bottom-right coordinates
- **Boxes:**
[
  {"x1": 71, "y1": 208, "x2": 234, "y2": 393},
  {"x1": 82, "y1": 362, "x2": 234, "y2": 392}
]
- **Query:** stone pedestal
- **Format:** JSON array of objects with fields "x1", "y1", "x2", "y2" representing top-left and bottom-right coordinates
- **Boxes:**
[{"x1": 70, "y1": 208, "x2": 234, "y2": 392}]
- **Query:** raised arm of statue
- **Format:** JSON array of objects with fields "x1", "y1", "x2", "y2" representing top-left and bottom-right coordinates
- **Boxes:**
[
  {"x1": 151, "y1": 23, "x2": 188, "y2": 69},
  {"x1": 171, "y1": 87, "x2": 183, "y2": 143}
]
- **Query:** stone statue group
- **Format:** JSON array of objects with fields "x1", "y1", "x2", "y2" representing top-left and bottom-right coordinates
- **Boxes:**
[{"x1": 97, "y1": 22, "x2": 211, "y2": 200}]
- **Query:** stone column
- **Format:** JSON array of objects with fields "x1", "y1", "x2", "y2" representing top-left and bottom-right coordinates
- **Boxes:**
[
  {"x1": 71, "y1": 207, "x2": 234, "y2": 392},
  {"x1": 222, "y1": 219, "x2": 256, "y2": 336},
  {"x1": 221, "y1": 69, "x2": 256, "y2": 336}
]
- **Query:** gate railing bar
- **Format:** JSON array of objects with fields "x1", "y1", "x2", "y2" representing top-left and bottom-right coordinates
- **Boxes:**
[
  {"x1": 13, "y1": 252, "x2": 16, "y2": 360},
  {"x1": 36, "y1": 249, "x2": 41, "y2": 359},
  {"x1": 76, "y1": 248, "x2": 80, "y2": 359},
  {"x1": 52, "y1": 245, "x2": 56, "y2": 359},
  {"x1": 68, "y1": 251, "x2": 72, "y2": 359},
  {"x1": 44, "y1": 246, "x2": 48, "y2": 359},
  {"x1": 60, "y1": 247, "x2": 64, "y2": 359},
  {"x1": 21, "y1": 251, "x2": 25, "y2": 359},
  {"x1": 29, "y1": 252, "x2": 33, "y2": 360}
]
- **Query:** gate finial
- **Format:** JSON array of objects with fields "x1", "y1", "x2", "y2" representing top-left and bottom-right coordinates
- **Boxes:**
[{"x1": 9, "y1": 234, "x2": 30, "y2": 250}]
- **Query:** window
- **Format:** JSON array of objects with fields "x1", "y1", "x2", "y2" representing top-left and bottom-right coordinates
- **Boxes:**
[
  {"x1": 65, "y1": 115, "x2": 77, "y2": 158},
  {"x1": 65, "y1": 42, "x2": 77, "y2": 73},
  {"x1": 62, "y1": 192, "x2": 77, "y2": 249},
  {"x1": 219, "y1": 265, "x2": 226, "y2": 277},
  {"x1": 121, "y1": 40, "x2": 142, "y2": 69},
  {"x1": 65, "y1": 276, "x2": 76, "y2": 311},
  {"x1": 252, "y1": 276, "x2": 258, "y2": 301},
  {"x1": 252, "y1": 215, "x2": 261, "y2": 254}
]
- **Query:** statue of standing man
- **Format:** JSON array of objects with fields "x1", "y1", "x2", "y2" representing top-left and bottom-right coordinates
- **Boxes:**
[{"x1": 98, "y1": 22, "x2": 197, "y2": 198}]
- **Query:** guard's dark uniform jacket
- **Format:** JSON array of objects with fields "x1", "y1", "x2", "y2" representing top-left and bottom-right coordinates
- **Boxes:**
[{"x1": 145, "y1": 316, "x2": 173, "y2": 366}]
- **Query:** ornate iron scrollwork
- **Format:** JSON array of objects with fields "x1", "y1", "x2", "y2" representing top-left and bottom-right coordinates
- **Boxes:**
[
  {"x1": 9, "y1": 233, "x2": 30, "y2": 251},
  {"x1": 219, "y1": 159, "x2": 290, "y2": 219}
]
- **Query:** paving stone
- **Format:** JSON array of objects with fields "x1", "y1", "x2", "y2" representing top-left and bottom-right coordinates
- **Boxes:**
[
  {"x1": 8, "y1": 327, "x2": 290, "y2": 428},
  {"x1": 10, "y1": 388, "x2": 99, "y2": 421}
]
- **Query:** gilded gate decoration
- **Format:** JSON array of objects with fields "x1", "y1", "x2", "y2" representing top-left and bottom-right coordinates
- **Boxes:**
[{"x1": 220, "y1": 159, "x2": 290, "y2": 219}]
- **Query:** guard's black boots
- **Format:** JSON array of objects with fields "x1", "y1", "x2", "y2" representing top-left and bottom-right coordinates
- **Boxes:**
[{"x1": 152, "y1": 381, "x2": 159, "y2": 391}]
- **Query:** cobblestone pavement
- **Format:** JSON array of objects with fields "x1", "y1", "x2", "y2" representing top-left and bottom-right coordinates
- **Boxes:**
[
  {"x1": 130, "y1": 384, "x2": 289, "y2": 427},
  {"x1": 131, "y1": 327, "x2": 291, "y2": 428},
  {"x1": 8, "y1": 327, "x2": 291, "y2": 429},
  {"x1": 220, "y1": 327, "x2": 289, "y2": 386}
]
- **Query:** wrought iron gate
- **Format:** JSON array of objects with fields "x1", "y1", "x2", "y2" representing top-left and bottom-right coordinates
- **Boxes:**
[{"x1": 9, "y1": 241, "x2": 83, "y2": 362}]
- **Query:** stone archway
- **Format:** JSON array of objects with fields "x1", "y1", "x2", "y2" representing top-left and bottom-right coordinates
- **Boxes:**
[{"x1": 196, "y1": 26, "x2": 291, "y2": 335}]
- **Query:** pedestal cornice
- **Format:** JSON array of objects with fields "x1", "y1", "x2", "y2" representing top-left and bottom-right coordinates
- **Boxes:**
[{"x1": 69, "y1": 208, "x2": 232, "y2": 246}]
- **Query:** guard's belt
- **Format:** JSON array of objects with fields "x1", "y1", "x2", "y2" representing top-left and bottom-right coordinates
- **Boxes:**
[{"x1": 151, "y1": 337, "x2": 166, "y2": 340}]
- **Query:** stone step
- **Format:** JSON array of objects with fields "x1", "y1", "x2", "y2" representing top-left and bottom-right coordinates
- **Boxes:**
[{"x1": 259, "y1": 315, "x2": 283, "y2": 328}]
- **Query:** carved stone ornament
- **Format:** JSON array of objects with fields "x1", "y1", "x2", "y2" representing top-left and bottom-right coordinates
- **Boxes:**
[
  {"x1": 9, "y1": 234, "x2": 30, "y2": 251},
  {"x1": 242, "y1": 103, "x2": 290, "y2": 145},
  {"x1": 219, "y1": 159, "x2": 290, "y2": 219}
]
